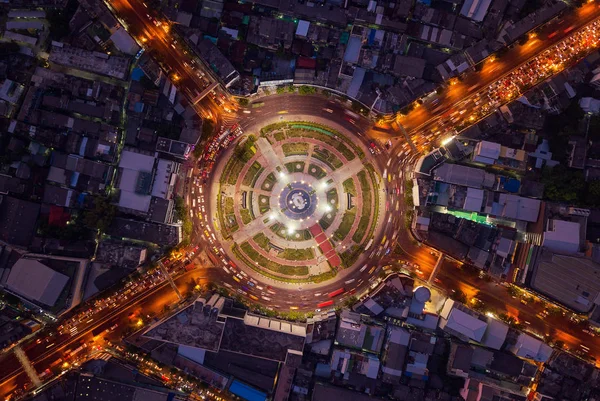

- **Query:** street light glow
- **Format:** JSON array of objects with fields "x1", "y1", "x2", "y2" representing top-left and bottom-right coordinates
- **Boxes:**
[{"x1": 441, "y1": 136, "x2": 455, "y2": 146}]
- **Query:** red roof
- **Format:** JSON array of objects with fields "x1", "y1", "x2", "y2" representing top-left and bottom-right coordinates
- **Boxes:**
[
  {"x1": 48, "y1": 206, "x2": 70, "y2": 227},
  {"x1": 297, "y1": 57, "x2": 316, "y2": 69}
]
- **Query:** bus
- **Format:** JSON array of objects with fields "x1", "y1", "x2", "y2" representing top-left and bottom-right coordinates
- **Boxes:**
[
  {"x1": 328, "y1": 288, "x2": 345, "y2": 298},
  {"x1": 317, "y1": 300, "x2": 334, "y2": 308}
]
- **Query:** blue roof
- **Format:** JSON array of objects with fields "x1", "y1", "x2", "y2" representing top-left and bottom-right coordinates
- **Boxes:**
[
  {"x1": 343, "y1": 35, "x2": 361, "y2": 64},
  {"x1": 131, "y1": 67, "x2": 144, "y2": 81},
  {"x1": 134, "y1": 102, "x2": 145, "y2": 113},
  {"x1": 229, "y1": 381, "x2": 267, "y2": 401},
  {"x1": 503, "y1": 178, "x2": 521, "y2": 193},
  {"x1": 368, "y1": 29, "x2": 376, "y2": 45}
]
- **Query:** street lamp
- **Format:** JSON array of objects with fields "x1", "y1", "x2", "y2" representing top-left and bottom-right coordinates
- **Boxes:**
[{"x1": 441, "y1": 136, "x2": 455, "y2": 146}]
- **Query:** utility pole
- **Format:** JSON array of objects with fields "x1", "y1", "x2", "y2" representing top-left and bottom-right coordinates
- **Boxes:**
[
  {"x1": 393, "y1": 121, "x2": 418, "y2": 153},
  {"x1": 159, "y1": 261, "x2": 183, "y2": 301},
  {"x1": 14, "y1": 346, "x2": 41, "y2": 388}
]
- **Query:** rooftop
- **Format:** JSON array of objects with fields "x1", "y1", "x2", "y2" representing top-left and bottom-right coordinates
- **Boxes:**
[
  {"x1": 5, "y1": 258, "x2": 69, "y2": 306},
  {"x1": 543, "y1": 219, "x2": 580, "y2": 254},
  {"x1": 143, "y1": 299, "x2": 225, "y2": 352},
  {"x1": 439, "y1": 300, "x2": 488, "y2": 342},
  {"x1": 433, "y1": 163, "x2": 495, "y2": 189},
  {"x1": 531, "y1": 249, "x2": 600, "y2": 313}
]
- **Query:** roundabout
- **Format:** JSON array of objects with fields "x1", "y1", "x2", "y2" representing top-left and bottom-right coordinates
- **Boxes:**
[{"x1": 211, "y1": 119, "x2": 386, "y2": 285}]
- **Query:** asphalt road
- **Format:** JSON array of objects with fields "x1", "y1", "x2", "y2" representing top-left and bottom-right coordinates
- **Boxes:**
[
  {"x1": 393, "y1": 2, "x2": 600, "y2": 149},
  {"x1": 0, "y1": 269, "x2": 210, "y2": 399},
  {"x1": 5, "y1": 3, "x2": 600, "y2": 400}
]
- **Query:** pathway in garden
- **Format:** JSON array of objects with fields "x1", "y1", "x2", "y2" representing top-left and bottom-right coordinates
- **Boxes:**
[
  {"x1": 318, "y1": 158, "x2": 364, "y2": 187},
  {"x1": 256, "y1": 137, "x2": 282, "y2": 170}
]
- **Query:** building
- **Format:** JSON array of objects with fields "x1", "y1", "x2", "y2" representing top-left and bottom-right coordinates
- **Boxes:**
[
  {"x1": 335, "y1": 310, "x2": 385, "y2": 353},
  {"x1": 433, "y1": 163, "x2": 495, "y2": 189},
  {"x1": 115, "y1": 149, "x2": 179, "y2": 224},
  {"x1": 507, "y1": 333, "x2": 553, "y2": 362},
  {"x1": 196, "y1": 39, "x2": 240, "y2": 88},
  {"x1": 472, "y1": 141, "x2": 527, "y2": 171},
  {"x1": 488, "y1": 193, "x2": 541, "y2": 223},
  {"x1": 108, "y1": 218, "x2": 181, "y2": 247},
  {"x1": 0, "y1": 196, "x2": 40, "y2": 248},
  {"x1": 109, "y1": 27, "x2": 140, "y2": 56},
  {"x1": 439, "y1": 299, "x2": 488, "y2": 342},
  {"x1": 48, "y1": 43, "x2": 130, "y2": 80},
  {"x1": 530, "y1": 249, "x2": 600, "y2": 313},
  {"x1": 94, "y1": 241, "x2": 147, "y2": 269},
  {"x1": 460, "y1": 0, "x2": 492, "y2": 21},
  {"x1": 381, "y1": 326, "x2": 410, "y2": 383},
  {"x1": 579, "y1": 97, "x2": 600, "y2": 114},
  {"x1": 4, "y1": 258, "x2": 69, "y2": 307},
  {"x1": 143, "y1": 296, "x2": 306, "y2": 362},
  {"x1": 542, "y1": 219, "x2": 580, "y2": 254},
  {"x1": 480, "y1": 317, "x2": 509, "y2": 350}
]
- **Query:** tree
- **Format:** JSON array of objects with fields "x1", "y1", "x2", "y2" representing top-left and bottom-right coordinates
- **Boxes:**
[
  {"x1": 47, "y1": 0, "x2": 79, "y2": 41},
  {"x1": 585, "y1": 181, "x2": 600, "y2": 206},
  {"x1": 453, "y1": 290, "x2": 467, "y2": 304},
  {"x1": 298, "y1": 85, "x2": 316, "y2": 95},
  {"x1": 343, "y1": 296, "x2": 358, "y2": 308},
  {"x1": 506, "y1": 285, "x2": 519, "y2": 298},
  {"x1": 276, "y1": 86, "x2": 285, "y2": 94},
  {"x1": 0, "y1": 42, "x2": 20, "y2": 57},
  {"x1": 541, "y1": 165, "x2": 585, "y2": 203},
  {"x1": 83, "y1": 196, "x2": 116, "y2": 233},
  {"x1": 237, "y1": 97, "x2": 249, "y2": 106}
]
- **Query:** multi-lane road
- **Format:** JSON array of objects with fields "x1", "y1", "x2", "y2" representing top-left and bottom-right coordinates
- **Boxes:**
[
  {"x1": 5, "y1": 1, "x2": 600, "y2": 400},
  {"x1": 393, "y1": 1, "x2": 600, "y2": 150}
]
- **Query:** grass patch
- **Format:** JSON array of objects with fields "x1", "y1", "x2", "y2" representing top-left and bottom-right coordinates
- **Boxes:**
[
  {"x1": 287, "y1": 122, "x2": 364, "y2": 159},
  {"x1": 220, "y1": 196, "x2": 239, "y2": 233},
  {"x1": 312, "y1": 147, "x2": 343, "y2": 169},
  {"x1": 261, "y1": 173, "x2": 277, "y2": 191},
  {"x1": 232, "y1": 244, "x2": 311, "y2": 283},
  {"x1": 253, "y1": 233, "x2": 270, "y2": 250},
  {"x1": 364, "y1": 164, "x2": 380, "y2": 241},
  {"x1": 335, "y1": 210, "x2": 356, "y2": 240},
  {"x1": 221, "y1": 157, "x2": 245, "y2": 185},
  {"x1": 353, "y1": 170, "x2": 372, "y2": 243},
  {"x1": 279, "y1": 248, "x2": 315, "y2": 261},
  {"x1": 224, "y1": 197, "x2": 234, "y2": 215},
  {"x1": 282, "y1": 142, "x2": 309, "y2": 156},
  {"x1": 342, "y1": 178, "x2": 357, "y2": 195},
  {"x1": 271, "y1": 223, "x2": 312, "y2": 241},
  {"x1": 260, "y1": 122, "x2": 289, "y2": 135},
  {"x1": 242, "y1": 161, "x2": 263, "y2": 187},
  {"x1": 258, "y1": 195, "x2": 271, "y2": 214},
  {"x1": 353, "y1": 217, "x2": 370, "y2": 243},
  {"x1": 319, "y1": 189, "x2": 338, "y2": 230},
  {"x1": 312, "y1": 270, "x2": 337, "y2": 283},
  {"x1": 285, "y1": 161, "x2": 305, "y2": 173},
  {"x1": 340, "y1": 244, "x2": 362, "y2": 268},
  {"x1": 274, "y1": 131, "x2": 286, "y2": 142},
  {"x1": 240, "y1": 241, "x2": 308, "y2": 276},
  {"x1": 240, "y1": 209, "x2": 252, "y2": 224},
  {"x1": 308, "y1": 164, "x2": 327, "y2": 179}
]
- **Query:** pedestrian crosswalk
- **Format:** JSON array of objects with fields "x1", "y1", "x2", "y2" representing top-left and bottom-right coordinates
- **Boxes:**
[
  {"x1": 525, "y1": 232, "x2": 542, "y2": 246},
  {"x1": 96, "y1": 352, "x2": 112, "y2": 361}
]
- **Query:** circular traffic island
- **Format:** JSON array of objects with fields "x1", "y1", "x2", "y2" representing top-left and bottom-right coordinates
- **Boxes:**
[
  {"x1": 279, "y1": 181, "x2": 318, "y2": 220},
  {"x1": 214, "y1": 121, "x2": 384, "y2": 284}
]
